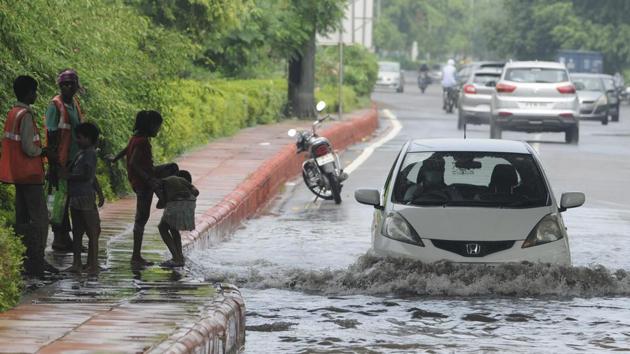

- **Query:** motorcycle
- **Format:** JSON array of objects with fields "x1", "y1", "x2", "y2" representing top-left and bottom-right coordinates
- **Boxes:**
[
  {"x1": 288, "y1": 101, "x2": 347, "y2": 204},
  {"x1": 443, "y1": 86, "x2": 458, "y2": 113},
  {"x1": 417, "y1": 72, "x2": 431, "y2": 93}
]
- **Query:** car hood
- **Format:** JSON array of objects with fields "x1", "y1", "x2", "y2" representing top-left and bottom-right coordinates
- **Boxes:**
[
  {"x1": 393, "y1": 205, "x2": 551, "y2": 241},
  {"x1": 577, "y1": 91, "x2": 603, "y2": 102}
]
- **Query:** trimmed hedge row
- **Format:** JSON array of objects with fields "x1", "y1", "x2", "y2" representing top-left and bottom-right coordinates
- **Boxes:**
[{"x1": 0, "y1": 223, "x2": 24, "y2": 312}]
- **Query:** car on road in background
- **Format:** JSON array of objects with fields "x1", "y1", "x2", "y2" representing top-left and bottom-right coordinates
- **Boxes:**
[
  {"x1": 571, "y1": 73, "x2": 610, "y2": 125},
  {"x1": 456, "y1": 61, "x2": 505, "y2": 88},
  {"x1": 376, "y1": 61, "x2": 404, "y2": 93},
  {"x1": 457, "y1": 67, "x2": 503, "y2": 130},
  {"x1": 490, "y1": 61, "x2": 580, "y2": 144},
  {"x1": 599, "y1": 74, "x2": 620, "y2": 122},
  {"x1": 355, "y1": 139, "x2": 585, "y2": 265}
]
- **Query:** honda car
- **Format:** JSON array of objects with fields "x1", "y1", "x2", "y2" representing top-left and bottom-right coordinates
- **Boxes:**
[
  {"x1": 355, "y1": 139, "x2": 585, "y2": 265},
  {"x1": 376, "y1": 61, "x2": 404, "y2": 93}
]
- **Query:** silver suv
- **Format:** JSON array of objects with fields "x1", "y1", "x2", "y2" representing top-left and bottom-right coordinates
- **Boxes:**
[{"x1": 490, "y1": 61, "x2": 579, "y2": 144}]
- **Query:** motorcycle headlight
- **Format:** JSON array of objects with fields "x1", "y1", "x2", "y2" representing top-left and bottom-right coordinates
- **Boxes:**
[
  {"x1": 381, "y1": 212, "x2": 424, "y2": 246},
  {"x1": 596, "y1": 95, "x2": 608, "y2": 106},
  {"x1": 522, "y1": 214, "x2": 565, "y2": 248}
]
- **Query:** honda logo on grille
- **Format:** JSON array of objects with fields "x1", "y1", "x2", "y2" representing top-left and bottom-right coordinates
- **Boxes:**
[{"x1": 466, "y1": 243, "x2": 481, "y2": 256}]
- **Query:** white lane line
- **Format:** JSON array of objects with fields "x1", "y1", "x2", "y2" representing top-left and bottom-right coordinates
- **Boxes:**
[
  {"x1": 532, "y1": 133, "x2": 542, "y2": 153},
  {"x1": 344, "y1": 109, "x2": 402, "y2": 175}
]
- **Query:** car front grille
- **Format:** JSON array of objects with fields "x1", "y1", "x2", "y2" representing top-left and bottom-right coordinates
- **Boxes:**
[{"x1": 430, "y1": 239, "x2": 515, "y2": 257}]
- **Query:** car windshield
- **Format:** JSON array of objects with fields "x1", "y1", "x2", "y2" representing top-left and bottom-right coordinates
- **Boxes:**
[
  {"x1": 473, "y1": 73, "x2": 500, "y2": 85},
  {"x1": 379, "y1": 62, "x2": 400, "y2": 72},
  {"x1": 572, "y1": 77, "x2": 604, "y2": 91},
  {"x1": 505, "y1": 68, "x2": 569, "y2": 83},
  {"x1": 392, "y1": 151, "x2": 549, "y2": 208}
]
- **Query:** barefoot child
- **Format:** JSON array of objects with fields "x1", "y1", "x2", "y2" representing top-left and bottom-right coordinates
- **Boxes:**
[
  {"x1": 63, "y1": 122, "x2": 104, "y2": 274},
  {"x1": 157, "y1": 170, "x2": 198, "y2": 267}
]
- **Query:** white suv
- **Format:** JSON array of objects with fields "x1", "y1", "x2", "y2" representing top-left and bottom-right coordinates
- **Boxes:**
[
  {"x1": 355, "y1": 139, "x2": 585, "y2": 265},
  {"x1": 490, "y1": 61, "x2": 579, "y2": 144}
]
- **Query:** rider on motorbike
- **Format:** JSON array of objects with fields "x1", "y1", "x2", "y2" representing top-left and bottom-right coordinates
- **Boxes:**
[{"x1": 441, "y1": 59, "x2": 458, "y2": 109}]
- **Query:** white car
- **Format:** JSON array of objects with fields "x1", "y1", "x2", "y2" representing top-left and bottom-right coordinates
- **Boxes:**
[
  {"x1": 355, "y1": 139, "x2": 584, "y2": 265},
  {"x1": 490, "y1": 61, "x2": 580, "y2": 143},
  {"x1": 376, "y1": 61, "x2": 404, "y2": 93}
]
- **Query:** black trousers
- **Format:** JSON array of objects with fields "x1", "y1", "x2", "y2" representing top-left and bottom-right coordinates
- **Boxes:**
[{"x1": 14, "y1": 184, "x2": 48, "y2": 274}]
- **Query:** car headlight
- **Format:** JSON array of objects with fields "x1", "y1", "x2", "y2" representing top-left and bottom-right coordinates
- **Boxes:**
[
  {"x1": 596, "y1": 95, "x2": 608, "y2": 106},
  {"x1": 522, "y1": 214, "x2": 566, "y2": 248},
  {"x1": 381, "y1": 212, "x2": 424, "y2": 246}
]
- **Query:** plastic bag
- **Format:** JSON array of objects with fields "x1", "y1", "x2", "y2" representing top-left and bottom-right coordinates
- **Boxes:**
[{"x1": 49, "y1": 179, "x2": 67, "y2": 226}]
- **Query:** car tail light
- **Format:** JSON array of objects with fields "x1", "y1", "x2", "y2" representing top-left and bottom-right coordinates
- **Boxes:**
[
  {"x1": 557, "y1": 85, "x2": 576, "y2": 94},
  {"x1": 498, "y1": 111, "x2": 513, "y2": 117},
  {"x1": 559, "y1": 113, "x2": 574, "y2": 119},
  {"x1": 314, "y1": 144, "x2": 329, "y2": 157},
  {"x1": 463, "y1": 84, "x2": 476, "y2": 94},
  {"x1": 496, "y1": 82, "x2": 517, "y2": 93}
]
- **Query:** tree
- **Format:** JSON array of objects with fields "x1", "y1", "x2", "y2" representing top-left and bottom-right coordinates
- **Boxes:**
[{"x1": 285, "y1": 0, "x2": 345, "y2": 118}]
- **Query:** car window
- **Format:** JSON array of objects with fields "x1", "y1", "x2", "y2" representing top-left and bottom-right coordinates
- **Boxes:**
[
  {"x1": 392, "y1": 151, "x2": 549, "y2": 208},
  {"x1": 473, "y1": 73, "x2": 500, "y2": 85},
  {"x1": 572, "y1": 77, "x2": 604, "y2": 91},
  {"x1": 505, "y1": 68, "x2": 569, "y2": 83},
  {"x1": 379, "y1": 62, "x2": 400, "y2": 72}
]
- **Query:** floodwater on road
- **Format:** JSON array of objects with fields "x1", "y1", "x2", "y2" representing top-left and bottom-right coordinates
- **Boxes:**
[
  {"x1": 190, "y1": 86, "x2": 630, "y2": 353},
  {"x1": 189, "y1": 187, "x2": 630, "y2": 353}
]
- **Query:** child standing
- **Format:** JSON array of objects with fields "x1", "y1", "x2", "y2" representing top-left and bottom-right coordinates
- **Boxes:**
[
  {"x1": 125, "y1": 110, "x2": 163, "y2": 268},
  {"x1": 63, "y1": 122, "x2": 104, "y2": 274},
  {"x1": 157, "y1": 170, "x2": 198, "y2": 267}
]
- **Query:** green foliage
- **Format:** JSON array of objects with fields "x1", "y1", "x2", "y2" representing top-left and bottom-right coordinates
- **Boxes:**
[
  {"x1": 316, "y1": 85, "x2": 362, "y2": 114},
  {"x1": 0, "y1": 222, "x2": 24, "y2": 312},
  {"x1": 157, "y1": 79, "x2": 286, "y2": 158},
  {"x1": 317, "y1": 45, "x2": 379, "y2": 98},
  {"x1": 482, "y1": 0, "x2": 630, "y2": 73}
]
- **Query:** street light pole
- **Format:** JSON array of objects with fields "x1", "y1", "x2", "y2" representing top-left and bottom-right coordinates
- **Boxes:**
[{"x1": 339, "y1": 24, "x2": 344, "y2": 119}]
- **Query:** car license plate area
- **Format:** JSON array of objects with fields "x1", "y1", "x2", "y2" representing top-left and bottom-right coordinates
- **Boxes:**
[
  {"x1": 520, "y1": 102, "x2": 551, "y2": 109},
  {"x1": 316, "y1": 153, "x2": 335, "y2": 165}
]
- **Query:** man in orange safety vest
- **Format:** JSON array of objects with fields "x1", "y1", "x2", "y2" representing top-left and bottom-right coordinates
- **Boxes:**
[{"x1": 0, "y1": 76, "x2": 59, "y2": 275}]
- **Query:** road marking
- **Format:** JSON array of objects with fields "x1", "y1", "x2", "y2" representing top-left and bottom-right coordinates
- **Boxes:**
[
  {"x1": 344, "y1": 109, "x2": 401, "y2": 175},
  {"x1": 532, "y1": 133, "x2": 542, "y2": 153}
]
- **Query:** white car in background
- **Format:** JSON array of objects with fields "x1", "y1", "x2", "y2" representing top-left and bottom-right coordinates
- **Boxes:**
[
  {"x1": 376, "y1": 61, "x2": 404, "y2": 93},
  {"x1": 355, "y1": 139, "x2": 585, "y2": 265},
  {"x1": 490, "y1": 61, "x2": 580, "y2": 143}
]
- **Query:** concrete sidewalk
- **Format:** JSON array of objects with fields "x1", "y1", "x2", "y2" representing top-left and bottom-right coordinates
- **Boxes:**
[{"x1": 0, "y1": 109, "x2": 378, "y2": 353}]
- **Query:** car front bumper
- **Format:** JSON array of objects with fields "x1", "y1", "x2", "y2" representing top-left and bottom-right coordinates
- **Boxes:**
[{"x1": 372, "y1": 232, "x2": 571, "y2": 266}]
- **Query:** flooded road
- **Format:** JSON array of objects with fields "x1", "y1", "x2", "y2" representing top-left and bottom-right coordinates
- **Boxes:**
[{"x1": 190, "y1": 83, "x2": 630, "y2": 353}]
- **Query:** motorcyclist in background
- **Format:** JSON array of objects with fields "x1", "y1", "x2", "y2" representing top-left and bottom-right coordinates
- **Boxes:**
[
  {"x1": 418, "y1": 63, "x2": 431, "y2": 93},
  {"x1": 441, "y1": 59, "x2": 457, "y2": 109}
]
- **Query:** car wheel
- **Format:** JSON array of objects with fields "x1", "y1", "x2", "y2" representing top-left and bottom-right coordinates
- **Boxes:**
[
  {"x1": 602, "y1": 114, "x2": 609, "y2": 125},
  {"x1": 565, "y1": 125, "x2": 579, "y2": 144},
  {"x1": 490, "y1": 120, "x2": 502, "y2": 139},
  {"x1": 396, "y1": 85, "x2": 403, "y2": 93},
  {"x1": 457, "y1": 110, "x2": 465, "y2": 130}
]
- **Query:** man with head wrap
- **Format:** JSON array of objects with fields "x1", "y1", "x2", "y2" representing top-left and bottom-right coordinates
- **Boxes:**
[{"x1": 46, "y1": 69, "x2": 85, "y2": 252}]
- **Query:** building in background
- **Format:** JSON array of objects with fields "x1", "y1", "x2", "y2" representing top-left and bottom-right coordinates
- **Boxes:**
[{"x1": 318, "y1": 0, "x2": 374, "y2": 50}]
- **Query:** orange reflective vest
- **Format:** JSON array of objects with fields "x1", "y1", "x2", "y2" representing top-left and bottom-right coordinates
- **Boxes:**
[
  {"x1": 49, "y1": 95, "x2": 84, "y2": 167},
  {"x1": 0, "y1": 106, "x2": 45, "y2": 184}
]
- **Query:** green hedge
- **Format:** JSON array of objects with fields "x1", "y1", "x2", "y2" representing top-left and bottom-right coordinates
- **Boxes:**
[
  {"x1": 0, "y1": 224, "x2": 24, "y2": 312},
  {"x1": 316, "y1": 44, "x2": 379, "y2": 101}
]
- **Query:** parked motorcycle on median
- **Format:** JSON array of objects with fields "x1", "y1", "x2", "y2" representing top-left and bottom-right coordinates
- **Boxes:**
[{"x1": 288, "y1": 101, "x2": 347, "y2": 204}]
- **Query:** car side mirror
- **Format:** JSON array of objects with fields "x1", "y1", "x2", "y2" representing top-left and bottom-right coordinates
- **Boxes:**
[
  {"x1": 486, "y1": 80, "x2": 497, "y2": 88},
  {"x1": 559, "y1": 192, "x2": 585, "y2": 212},
  {"x1": 354, "y1": 189, "x2": 382, "y2": 209}
]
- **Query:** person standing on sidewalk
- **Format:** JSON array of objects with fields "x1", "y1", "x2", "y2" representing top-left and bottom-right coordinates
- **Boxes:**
[
  {"x1": 0, "y1": 75, "x2": 59, "y2": 275},
  {"x1": 45, "y1": 69, "x2": 85, "y2": 252},
  {"x1": 62, "y1": 122, "x2": 104, "y2": 274},
  {"x1": 126, "y1": 110, "x2": 163, "y2": 268}
]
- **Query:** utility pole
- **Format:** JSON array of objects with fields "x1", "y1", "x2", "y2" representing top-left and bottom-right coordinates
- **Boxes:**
[{"x1": 338, "y1": 23, "x2": 344, "y2": 119}]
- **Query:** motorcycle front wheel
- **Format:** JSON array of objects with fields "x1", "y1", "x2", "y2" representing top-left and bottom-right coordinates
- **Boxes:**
[
  {"x1": 327, "y1": 172, "x2": 342, "y2": 204},
  {"x1": 302, "y1": 164, "x2": 333, "y2": 200}
]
